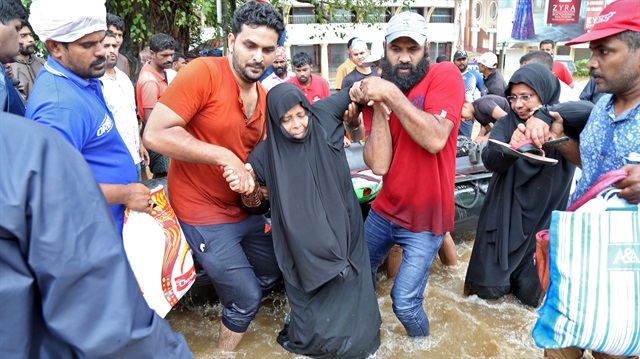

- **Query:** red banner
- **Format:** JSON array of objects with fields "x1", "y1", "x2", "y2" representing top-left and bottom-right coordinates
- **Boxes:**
[
  {"x1": 584, "y1": 0, "x2": 609, "y2": 31},
  {"x1": 546, "y1": 0, "x2": 582, "y2": 24}
]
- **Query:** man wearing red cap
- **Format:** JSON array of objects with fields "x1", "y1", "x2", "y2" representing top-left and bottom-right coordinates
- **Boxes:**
[{"x1": 536, "y1": 0, "x2": 640, "y2": 357}]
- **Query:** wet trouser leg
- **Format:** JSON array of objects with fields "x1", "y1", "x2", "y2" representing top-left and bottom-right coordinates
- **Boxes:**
[
  {"x1": 365, "y1": 209, "x2": 444, "y2": 337},
  {"x1": 180, "y1": 214, "x2": 280, "y2": 333}
]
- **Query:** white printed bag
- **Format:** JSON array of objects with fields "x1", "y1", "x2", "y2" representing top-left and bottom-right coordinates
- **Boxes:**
[
  {"x1": 122, "y1": 185, "x2": 196, "y2": 318},
  {"x1": 532, "y1": 170, "x2": 640, "y2": 356}
]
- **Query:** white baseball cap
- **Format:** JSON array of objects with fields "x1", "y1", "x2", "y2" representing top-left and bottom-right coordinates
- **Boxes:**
[
  {"x1": 478, "y1": 52, "x2": 498, "y2": 69},
  {"x1": 385, "y1": 11, "x2": 427, "y2": 45}
]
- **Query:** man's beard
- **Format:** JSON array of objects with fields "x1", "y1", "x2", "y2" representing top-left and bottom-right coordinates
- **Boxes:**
[
  {"x1": 106, "y1": 56, "x2": 117, "y2": 69},
  {"x1": 380, "y1": 55, "x2": 430, "y2": 93},
  {"x1": 232, "y1": 50, "x2": 266, "y2": 83},
  {"x1": 274, "y1": 66, "x2": 286, "y2": 77},
  {"x1": 19, "y1": 44, "x2": 35, "y2": 56},
  {"x1": 458, "y1": 64, "x2": 468, "y2": 73}
]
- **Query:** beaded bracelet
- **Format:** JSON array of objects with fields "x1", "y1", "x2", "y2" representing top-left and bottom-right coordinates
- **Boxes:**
[{"x1": 241, "y1": 185, "x2": 262, "y2": 208}]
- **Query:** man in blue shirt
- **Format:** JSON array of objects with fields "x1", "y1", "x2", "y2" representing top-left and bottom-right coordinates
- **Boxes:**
[
  {"x1": 453, "y1": 50, "x2": 480, "y2": 137},
  {"x1": 546, "y1": 0, "x2": 640, "y2": 209},
  {"x1": 25, "y1": 0, "x2": 151, "y2": 235},
  {"x1": 1, "y1": 112, "x2": 193, "y2": 359}
]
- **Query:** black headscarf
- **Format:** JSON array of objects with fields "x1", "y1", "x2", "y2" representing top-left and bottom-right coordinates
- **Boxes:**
[
  {"x1": 257, "y1": 83, "x2": 359, "y2": 293},
  {"x1": 505, "y1": 62, "x2": 561, "y2": 105},
  {"x1": 481, "y1": 63, "x2": 572, "y2": 271}
]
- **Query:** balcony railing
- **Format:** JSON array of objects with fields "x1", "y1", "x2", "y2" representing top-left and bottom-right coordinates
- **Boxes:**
[{"x1": 289, "y1": 14, "x2": 316, "y2": 24}]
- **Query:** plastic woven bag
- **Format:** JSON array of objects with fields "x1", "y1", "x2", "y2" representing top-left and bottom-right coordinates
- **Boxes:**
[
  {"x1": 532, "y1": 170, "x2": 640, "y2": 356},
  {"x1": 122, "y1": 185, "x2": 196, "y2": 317}
]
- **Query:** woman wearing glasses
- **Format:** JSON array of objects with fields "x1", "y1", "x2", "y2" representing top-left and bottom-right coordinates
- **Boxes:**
[{"x1": 463, "y1": 63, "x2": 592, "y2": 307}]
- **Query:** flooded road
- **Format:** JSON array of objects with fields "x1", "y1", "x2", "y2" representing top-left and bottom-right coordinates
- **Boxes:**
[{"x1": 166, "y1": 239, "x2": 545, "y2": 358}]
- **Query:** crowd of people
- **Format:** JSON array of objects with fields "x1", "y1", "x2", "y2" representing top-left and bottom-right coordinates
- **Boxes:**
[{"x1": 1, "y1": 0, "x2": 639, "y2": 358}]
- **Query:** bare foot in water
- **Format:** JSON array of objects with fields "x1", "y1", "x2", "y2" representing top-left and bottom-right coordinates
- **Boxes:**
[{"x1": 217, "y1": 321, "x2": 244, "y2": 351}]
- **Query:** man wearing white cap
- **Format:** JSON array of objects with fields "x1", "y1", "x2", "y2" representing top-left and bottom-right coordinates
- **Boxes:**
[
  {"x1": 25, "y1": 0, "x2": 151, "y2": 236},
  {"x1": 341, "y1": 38, "x2": 378, "y2": 90},
  {"x1": 351, "y1": 11, "x2": 465, "y2": 337},
  {"x1": 477, "y1": 51, "x2": 506, "y2": 96}
]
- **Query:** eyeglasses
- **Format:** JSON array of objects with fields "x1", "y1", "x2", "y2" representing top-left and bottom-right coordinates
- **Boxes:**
[{"x1": 506, "y1": 94, "x2": 536, "y2": 103}]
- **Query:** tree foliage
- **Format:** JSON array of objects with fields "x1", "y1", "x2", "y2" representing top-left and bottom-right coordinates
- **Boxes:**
[{"x1": 21, "y1": 0, "x2": 411, "y2": 76}]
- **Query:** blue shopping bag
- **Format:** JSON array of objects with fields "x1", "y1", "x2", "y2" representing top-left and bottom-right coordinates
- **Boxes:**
[{"x1": 533, "y1": 170, "x2": 640, "y2": 356}]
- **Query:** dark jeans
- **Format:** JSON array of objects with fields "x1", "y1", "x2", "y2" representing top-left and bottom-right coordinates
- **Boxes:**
[
  {"x1": 365, "y1": 209, "x2": 444, "y2": 337},
  {"x1": 180, "y1": 214, "x2": 281, "y2": 333}
]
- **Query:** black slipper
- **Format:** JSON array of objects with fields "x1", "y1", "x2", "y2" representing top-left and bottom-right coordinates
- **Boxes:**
[
  {"x1": 488, "y1": 139, "x2": 558, "y2": 165},
  {"x1": 541, "y1": 136, "x2": 569, "y2": 151}
]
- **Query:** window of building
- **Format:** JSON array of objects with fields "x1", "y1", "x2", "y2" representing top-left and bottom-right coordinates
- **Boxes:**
[
  {"x1": 290, "y1": 45, "x2": 321, "y2": 73},
  {"x1": 430, "y1": 8, "x2": 454, "y2": 23},
  {"x1": 291, "y1": 7, "x2": 315, "y2": 24},
  {"x1": 489, "y1": 1, "x2": 498, "y2": 21},
  {"x1": 364, "y1": 8, "x2": 385, "y2": 23},
  {"x1": 329, "y1": 44, "x2": 348, "y2": 72},
  {"x1": 474, "y1": 1, "x2": 483, "y2": 22},
  {"x1": 331, "y1": 9, "x2": 352, "y2": 23},
  {"x1": 429, "y1": 42, "x2": 452, "y2": 61},
  {"x1": 409, "y1": 7, "x2": 425, "y2": 17}
]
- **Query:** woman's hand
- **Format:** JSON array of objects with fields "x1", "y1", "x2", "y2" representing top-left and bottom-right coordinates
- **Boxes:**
[{"x1": 222, "y1": 163, "x2": 255, "y2": 194}]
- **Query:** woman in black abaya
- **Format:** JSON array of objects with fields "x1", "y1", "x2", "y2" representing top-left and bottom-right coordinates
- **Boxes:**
[
  {"x1": 464, "y1": 63, "x2": 590, "y2": 307},
  {"x1": 228, "y1": 83, "x2": 381, "y2": 358}
]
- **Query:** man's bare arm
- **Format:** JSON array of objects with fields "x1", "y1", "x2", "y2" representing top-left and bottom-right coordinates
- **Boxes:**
[
  {"x1": 364, "y1": 102, "x2": 393, "y2": 175},
  {"x1": 143, "y1": 103, "x2": 255, "y2": 194},
  {"x1": 360, "y1": 77, "x2": 454, "y2": 154},
  {"x1": 99, "y1": 183, "x2": 151, "y2": 213}
]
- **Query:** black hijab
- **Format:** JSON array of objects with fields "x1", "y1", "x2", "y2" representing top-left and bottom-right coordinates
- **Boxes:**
[
  {"x1": 259, "y1": 83, "x2": 359, "y2": 293},
  {"x1": 505, "y1": 62, "x2": 561, "y2": 106},
  {"x1": 486, "y1": 63, "x2": 570, "y2": 271}
]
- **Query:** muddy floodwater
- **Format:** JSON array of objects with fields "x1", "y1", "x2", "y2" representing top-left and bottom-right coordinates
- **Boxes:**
[
  {"x1": 164, "y1": 81, "x2": 596, "y2": 359},
  {"x1": 167, "y1": 240, "x2": 545, "y2": 359}
]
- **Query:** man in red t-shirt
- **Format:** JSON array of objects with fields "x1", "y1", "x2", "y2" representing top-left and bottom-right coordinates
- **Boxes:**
[
  {"x1": 143, "y1": 1, "x2": 285, "y2": 351},
  {"x1": 540, "y1": 39, "x2": 575, "y2": 89},
  {"x1": 351, "y1": 11, "x2": 465, "y2": 337},
  {"x1": 286, "y1": 51, "x2": 330, "y2": 104}
]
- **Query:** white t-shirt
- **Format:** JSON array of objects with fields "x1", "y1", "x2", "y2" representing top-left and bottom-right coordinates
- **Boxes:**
[{"x1": 101, "y1": 67, "x2": 141, "y2": 164}]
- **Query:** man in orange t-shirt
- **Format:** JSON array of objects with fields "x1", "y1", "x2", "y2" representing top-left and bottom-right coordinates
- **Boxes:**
[
  {"x1": 143, "y1": 1, "x2": 285, "y2": 351},
  {"x1": 136, "y1": 33, "x2": 177, "y2": 178}
]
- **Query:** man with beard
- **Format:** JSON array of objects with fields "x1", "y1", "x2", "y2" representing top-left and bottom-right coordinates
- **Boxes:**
[
  {"x1": 106, "y1": 13, "x2": 130, "y2": 77},
  {"x1": 287, "y1": 51, "x2": 330, "y2": 104},
  {"x1": 101, "y1": 30, "x2": 149, "y2": 181},
  {"x1": 9, "y1": 20, "x2": 45, "y2": 101},
  {"x1": 26, "y1": 0, "x2": 151, "y2": 236},
  {"x1": 143, "y1": 1, "x2": 285, "y2": 351},
  {"x1": 136, "y1": 33, "x2": 177, "y2": 179},
  {"x1": 453, "y1": 50, "x2": 480, "y2": 137},
  {"x1": 0, "y1": 0, "x2": 26, "y2": 115},
  {"x1": 261, "y1": 46, "x2": 294, "y2": 91},
  {"x1": 351, "y1": 11, "x2": 465, "y2": 337}
]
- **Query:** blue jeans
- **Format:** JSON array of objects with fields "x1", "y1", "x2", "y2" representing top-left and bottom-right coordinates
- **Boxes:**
[
  {"x1": 180, "y1": 215, "x2": 281, "y2": 333},
  {"x1": 365, "y1": 209, "x2": 444, "y2": 337}
]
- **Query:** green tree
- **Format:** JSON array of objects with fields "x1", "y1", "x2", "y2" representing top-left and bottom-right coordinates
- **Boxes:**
[{"x1": 22, "y1": 0, "x2": 407, "y2": 78}]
